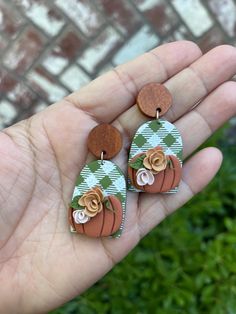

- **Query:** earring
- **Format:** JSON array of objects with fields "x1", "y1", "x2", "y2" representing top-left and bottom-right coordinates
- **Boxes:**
[
  {"x1": 68, "y1": 124, "x2": 126, "y2": 238},
  {"x1": 128, "y1": 83, "x2": 183, "y2": 193}
]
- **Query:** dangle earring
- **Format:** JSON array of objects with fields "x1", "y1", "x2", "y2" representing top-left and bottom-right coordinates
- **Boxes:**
[
  {"x1": 68, "y1": 124, "x2": 126, "y2": 238},
  {"x1": 128, "y1": 83, "x2": 183, "y2": 193}
]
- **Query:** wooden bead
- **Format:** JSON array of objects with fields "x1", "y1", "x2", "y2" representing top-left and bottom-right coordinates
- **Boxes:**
[
  {"x1": 87, "y1": 124, "x2": 122, "y2": 159},
  {"x1": 137, "y1": 83, "x2": 172, "y2": 118}
]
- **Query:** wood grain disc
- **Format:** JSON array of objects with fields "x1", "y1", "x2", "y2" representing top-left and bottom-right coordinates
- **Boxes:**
[
  {"x1": 137, "y1": 83, "x2": 173, "y2": 118},
  {"x1": 88, "y1": 124, "x2": 122, "y2": 159}
]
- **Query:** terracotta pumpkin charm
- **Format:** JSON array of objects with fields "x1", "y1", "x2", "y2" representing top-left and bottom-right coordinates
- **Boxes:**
[
  {"x1": 128, "y1": 147, "x2": 182, "y2": 193},
  {"x1": 69, "y1": 159, "x2": 126, "y2": 238},
  {"x1": 68, "y1": 195, "x2": 123, "y2": 237},
  {"x1": 128, "y1": 119, "x2": 183, "y2": 193}
]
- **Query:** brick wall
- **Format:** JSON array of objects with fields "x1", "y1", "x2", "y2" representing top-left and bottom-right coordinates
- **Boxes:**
[{"x1": 0, "y1": 0, "x2": 236, "y2": 128}]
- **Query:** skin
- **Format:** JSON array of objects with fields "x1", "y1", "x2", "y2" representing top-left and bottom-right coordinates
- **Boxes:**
[{"x1": 0, "y1": 41, "x2": 236, "y2": 313}]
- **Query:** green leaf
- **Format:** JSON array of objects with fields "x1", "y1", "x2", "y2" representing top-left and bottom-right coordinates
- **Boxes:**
[
  {"x1": 168, "y1": 158, "x2": 174, "y2": 169},
  {"x1": 104, "y1": 197, "x2": 114, "y2": 212},
  {"x1": 128, "y1": 154, "x2": 145, "y2": 170},
  {"x1": 70, "y1": 195, "x2": 82, "y2": 210}
]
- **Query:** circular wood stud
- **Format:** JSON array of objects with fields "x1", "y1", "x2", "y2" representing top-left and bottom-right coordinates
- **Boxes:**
[
  {"x1": 87, "y1": 124, "x2": 122, "y2": 159},
  {"x1": 137, "y1": 83, "x2": 173, "y2": 118}
]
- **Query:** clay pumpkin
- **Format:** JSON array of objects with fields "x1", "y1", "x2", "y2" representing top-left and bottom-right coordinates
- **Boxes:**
[
  {"x1": 128, "y1": 153, "x2": 182, "y2": 193},
  {"x1": 69, "y1": 160, "x2": 126, "y2": 237},
  {"x1": 69, "y1": 195, "x2": 123, "y2": 238},
  {"x1": 128, "y1": 119, "x2": 183, "y2": 193}
]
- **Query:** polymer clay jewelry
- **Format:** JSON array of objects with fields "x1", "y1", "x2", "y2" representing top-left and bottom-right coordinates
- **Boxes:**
[
  {"x1": 128, "y1": 83, "x2": 183, "y2": 193},
  {"x1": 68, "y1": 124, "x2": 126, "y2": 238}
]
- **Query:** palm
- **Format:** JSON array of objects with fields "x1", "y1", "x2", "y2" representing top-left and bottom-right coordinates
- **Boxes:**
[{"x1": 1, "y1": 41, "x2": 236, "y2": 313}]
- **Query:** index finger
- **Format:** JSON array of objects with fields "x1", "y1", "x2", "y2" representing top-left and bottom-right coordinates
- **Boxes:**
[{"x1": 66, "y1": 41, "x2": 202, "y2": 122}]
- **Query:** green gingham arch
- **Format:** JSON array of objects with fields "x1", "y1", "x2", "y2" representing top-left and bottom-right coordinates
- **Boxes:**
[
  {"x1": 128, "y1": 119, "x2": 183, "y2": 193},
  {"x1": 71, "y1": 160, "x2": 126, "y2": 237}
]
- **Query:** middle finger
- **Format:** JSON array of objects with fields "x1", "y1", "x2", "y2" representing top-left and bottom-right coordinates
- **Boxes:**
[{"x1": 115, "y1": 45, "x2": 236, "y2": 138}]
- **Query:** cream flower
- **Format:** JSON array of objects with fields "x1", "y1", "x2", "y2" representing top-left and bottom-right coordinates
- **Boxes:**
[
  {"x1": 136, "y1": 168, "x2": 155, "y2": 186},
  {"x1": 78, "y1": 186, "x2": 104, "y2": 217},
  {"x1": 143, "y1": 147, "x2": 168, "y2": 174},
  {"x1": 73, "y1": 209, "x2": 90, "y2": 224}
]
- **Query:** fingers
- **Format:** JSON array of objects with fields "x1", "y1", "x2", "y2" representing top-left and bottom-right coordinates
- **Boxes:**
[
  {"x1": 66, "y1": 41, "x2": 202, "y2": 122},
  {"x1": 116, "y1": 81, "x2": 236, "y2": 171},
  {"x1": 165, "y1": 45, "x2": 236, "y2": 121},
  {"x1": 176, "y1": 81, "x2": 236, "y2": 158},
  {"x1": 138, "y1": 147, "x2": 223, "y2": 237},
  {"x1": 116, "y1": 45, "x2": 236, "y2": 137}
]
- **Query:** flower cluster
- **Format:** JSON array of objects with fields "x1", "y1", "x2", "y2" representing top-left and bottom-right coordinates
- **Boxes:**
[
  {"x1": 132, "y1": 147, "x2": 168, "y2": 186},
  {"x1": 73, "y1": 187, "x2": 104, "y2": 224},
  {"x1": 143, "y1": 148, "x2": 167, "y2": 174}
]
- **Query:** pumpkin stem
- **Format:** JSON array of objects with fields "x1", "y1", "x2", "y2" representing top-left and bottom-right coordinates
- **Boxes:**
[
  {"x1": 104, "y1": 197, "x2": 115, "y2": 212},
  {"x1": 167, "y1": 157, "x2": 175, "y2": 169}
]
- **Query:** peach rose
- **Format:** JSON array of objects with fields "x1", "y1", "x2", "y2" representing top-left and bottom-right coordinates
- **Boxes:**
[
  {"x1": 143, "y1": 147, "x2": 168, "y2": 174},
  {"x1": 78, "y1": 187, "x2": 104, "y2": 217}
]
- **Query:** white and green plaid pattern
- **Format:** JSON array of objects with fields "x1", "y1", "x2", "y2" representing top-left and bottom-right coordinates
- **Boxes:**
[
  {"x1": 128, "y1": 119, "x2": 183, "y2": 193},
  {"x1": 72, "y1": 160, "x2": 126, "y2": 237}
]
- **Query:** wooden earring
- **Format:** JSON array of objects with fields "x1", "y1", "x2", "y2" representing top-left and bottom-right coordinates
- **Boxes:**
[
  {"x1": 68, "y1": 124, "x2": 126, "y2": 238},
  {"x1": 128, "y1": 83, "x2": 183, "y2": 193}
]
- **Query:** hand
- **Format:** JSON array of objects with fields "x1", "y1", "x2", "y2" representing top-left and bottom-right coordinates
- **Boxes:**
[{"x1": 0, "y1": 41, "x2": 236, "y2": 313}]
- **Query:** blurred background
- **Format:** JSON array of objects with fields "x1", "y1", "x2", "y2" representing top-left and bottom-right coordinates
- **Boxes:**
[{"x1": 0, "y1": 0, "x2": 236, "y2": 313}]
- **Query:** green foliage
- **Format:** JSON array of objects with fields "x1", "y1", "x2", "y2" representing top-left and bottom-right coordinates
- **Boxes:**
[
  {"x1": 70, "y1": 196, "x2": 82, "y2": 210},
  {"x1": 52, "y1": 125, "x2": 236, "y2": 314},
  {"x1": 129, "y1": 154, "x2": 145, "y2": 170},
  {"x1": 167, "y1": 157, "x2": 174, "y2": 169},
  {"x1": 104, "y1": 198, "x2": 113, "y2": 211}
]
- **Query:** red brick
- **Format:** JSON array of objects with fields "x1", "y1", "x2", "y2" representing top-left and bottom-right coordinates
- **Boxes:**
[
  {"x1": 208, "y1": 0, "x2": 236, "y2": 38},
  {"x1": 78, "y1": 27, "x2": 122, "y2": 73},
  {"x1": 55, "y1": 0, "x2": 104, "y2": 36},
  {"x1": 198, "y1": 26, "x2": 227, "y2": 53},
  {"x1": 164, "y1": 25, "x2": 192, "y2": 43},
  {"x1": 3, "y1": 27, "x2": 45, "y2": 74},
  {"x1": 0, "y1": 70, "x2": 18, "y2": 94},
  {"x1": 27, "y1": 67, "x2": 68, "y2": 102},
  {"x1": 0, "y1": 2, "x2": 25, "y2": 39},
  {"x1": 12, "y1": 99, "x2": 48, "y2": 123},
  {"x1": 134, "y1": 0, "x2": 179, "y2": 36},
  {"x1": 15, "y1": 0, "x2": 65, "y2": 36},
  {"x1": 8, "y1": 82, "x2": 40, "y2": 110},
  {"x1": 0, "y1": 69, "x2": 41, "y2": 109},
  {"x1": 98, "y1": 0, "x2": 141, "y2": 35},
  {"x1": 42, "y1": 30, "x2": 84, "y2": 74},
  {"x1": 59, "y1": 31, "x2": 84, "y2": 59}
]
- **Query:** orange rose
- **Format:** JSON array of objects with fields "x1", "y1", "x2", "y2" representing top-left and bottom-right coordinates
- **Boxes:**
[
  {"x1": 143, "y1": 147, "x2": 168, "y2": 174},
  {"x1": 78, "y1": 187, "x2": 104, "y2": 217}
]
